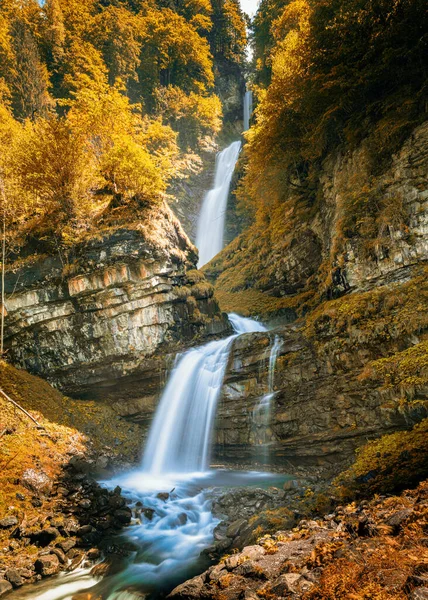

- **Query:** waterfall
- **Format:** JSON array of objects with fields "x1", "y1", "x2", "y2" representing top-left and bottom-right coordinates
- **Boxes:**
[
  {"x1": 243, "y1": 89, "x2": 253, "y2": 131},
  {"x1": 142, "y1": 313, "x2": 266, "y2": 475},
  {"x1": 14, "y1": 314, "x2": 275, "y2": 600},
  {"x1": 195, "y1": 141, "x2": 241, "y2": 268},
  {"x1": 253, "y1": 335, "x2": 283, "y2": 450}
]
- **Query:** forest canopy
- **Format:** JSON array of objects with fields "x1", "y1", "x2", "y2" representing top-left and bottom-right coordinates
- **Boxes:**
[{"x1": 0, "y1": 0, "x2": 246, "y2": 245}]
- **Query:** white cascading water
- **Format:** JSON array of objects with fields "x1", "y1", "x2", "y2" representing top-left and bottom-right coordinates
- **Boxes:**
[
  {"x1": 142, "y1": 313, "x2": 267, "y2": 474},
  {"x1": 243, "y1": 89, "x2": 253, "y2": 131},
  {"x1": 15, "y1": 315, "x2": 269, "y2": 600},
  {"x1": 195, "y1": 141, "x2": 241, "y2": 268},
  {"x1": 253, "y1": 335, "x2": 283, "y2": 448}
]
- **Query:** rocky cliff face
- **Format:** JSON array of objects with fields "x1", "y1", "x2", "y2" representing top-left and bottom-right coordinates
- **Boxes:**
[
  {"x1": 205, "y1": 121, "x2": 428, "y2": 469},
  {"x1": 208, "y1": 121, "x2": 428, "y2": 318},
  {"x1": 4, "y1": 203, "x2": 229, "y2": 410},
  {"x1": 213, "y1": 317, "x2": 427, "y2": 470}
]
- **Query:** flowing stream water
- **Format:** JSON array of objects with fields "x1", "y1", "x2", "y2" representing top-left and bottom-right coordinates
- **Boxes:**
[
  {"x1": 195, "y1": 141, "x2": 241, "y2": 268},
  {"x1": 15, "y1": 315, "x2": 275, "y2": 600}
]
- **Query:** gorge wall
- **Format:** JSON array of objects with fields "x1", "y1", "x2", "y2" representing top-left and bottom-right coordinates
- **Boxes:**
[
  {"x1": 4, "y1": 203, "x2": 229, "y2": 420},
  {"x1": 207, "y1": 120, "x2": 428, "y2": 317},
  {"x1": 3, "y1": 123, "x2": 427, "y2": 474}
]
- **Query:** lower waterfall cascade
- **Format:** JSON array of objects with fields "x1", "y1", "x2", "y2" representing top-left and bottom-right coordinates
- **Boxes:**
[{"x1": 13, "y1": 315, "x2": 277, "y2": 600}]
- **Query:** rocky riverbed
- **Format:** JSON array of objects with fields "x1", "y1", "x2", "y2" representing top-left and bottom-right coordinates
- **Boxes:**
[{"x1": 170, "y1": 480, "x2": 428, "y2": 600}]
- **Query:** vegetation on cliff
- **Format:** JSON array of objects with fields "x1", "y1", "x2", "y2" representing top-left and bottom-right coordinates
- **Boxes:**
[{"x1": 208, "y1": 0, "x2": 427, "y2": 314}]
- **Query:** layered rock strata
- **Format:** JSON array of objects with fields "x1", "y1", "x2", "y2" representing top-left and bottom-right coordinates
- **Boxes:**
[{"x1": 4, "y1": 203, "x2": 228, "y2": 404}]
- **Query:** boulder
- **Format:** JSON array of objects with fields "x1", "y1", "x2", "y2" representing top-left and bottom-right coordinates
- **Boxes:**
[
  {"x1": 168, "y1": 574, "x2": 207, "y2": 599},
  {"x1": 0, "y1": 580, "x2": 12, "y2": 597},
  {"x1": 4, "y1": 569, "x2": 24, "y2": 588},
  {"x1": 271, "y1": 573, "x2": 302, "y2": 595},
  {"x1": 34, "y1": 554, "x2": 60, "y2": 576},
  {"x1": 0, "y1": 516, "x2": 18, "y2": 529},
  {"x1": 21, "y1": 469, "x2": 52, "y2": 494}
]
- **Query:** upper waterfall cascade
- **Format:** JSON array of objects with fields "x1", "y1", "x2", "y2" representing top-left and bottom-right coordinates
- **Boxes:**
[{"x1": 196, "y1": 140, "x2": 241, "y2": 268}]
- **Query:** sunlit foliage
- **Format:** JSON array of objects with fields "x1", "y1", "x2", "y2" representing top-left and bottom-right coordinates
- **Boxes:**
[{"x1": 0, "y1": 0, "x2": 246, "y2": 245}]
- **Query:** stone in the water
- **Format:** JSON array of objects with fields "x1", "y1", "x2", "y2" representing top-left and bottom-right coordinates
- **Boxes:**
[{"x1": 156, "y1": 492, "x2": 169, "y2": 502}]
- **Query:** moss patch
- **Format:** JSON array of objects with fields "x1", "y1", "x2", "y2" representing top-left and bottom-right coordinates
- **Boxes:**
[
  {"x1": 333, "y1": 419, "x2": 428, "y2": 500},
  {"x1": 0, "y1": 360, "x2": 143, "y2": 537}
]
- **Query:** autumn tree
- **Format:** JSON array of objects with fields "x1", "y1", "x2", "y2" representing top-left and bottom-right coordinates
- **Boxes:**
[
  {"x1": 92, "y1": 6, "x2": 142, "y2": 87},
  {"x1": 9, "y1": 19, "x2": 52, "y2": 120},
  {"x1": 138, "y1": 8, "x2": 214, "y2": 110}
]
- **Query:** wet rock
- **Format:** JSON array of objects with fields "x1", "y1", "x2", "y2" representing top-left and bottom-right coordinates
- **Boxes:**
[
  {"x1": 0, "y1": 579, "x2": 12, "y2": 596},
  {"x1": 114, "y1": 508, "x2": 132, "y2": 524},
  {"x1": 34, "y1": 554, "x2": 60, "y2": 576},
  {"x1": 109, "y1": 495, "x2": 126, "y2": 509},
  {"x1": 4, "y1": 568, "x2": 24, "y2": 587},
  {"x1": 76, "y1": 525, "x2": 93, "y2": 537},
  {"x1": 87, "y1": 548, "x2": 101, "y2": 560},
  {"x1": 50, "y1": 547, "x2": 66, "y2": 564},
  {"x1": 0, "y1": 516, "x2": 18, "y2": 529},
  {"x1": 283, "y1": 479, "x2": 302, "y2": 492},
  {"x1": 168, "y1": 574, "x2": 207, "y2": 599},
  {"x1": 157, "y1": 492, "x2": 170, "y2": 502},
  {"x1": 142, "y1": 507, "x2": 155, "y2": 520},
  {"x1": 68, "y1": 550, "x2": 85, "y2": 570},
  {"x1": 227, "y1": 518, "x2": 247, "y2": 538},
  {"x1": 95, "y1": 455, "x2": 109, "y2": 470},
  {"x1": 58, "y1": 538, "x2": 76, "y2": 552}
]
